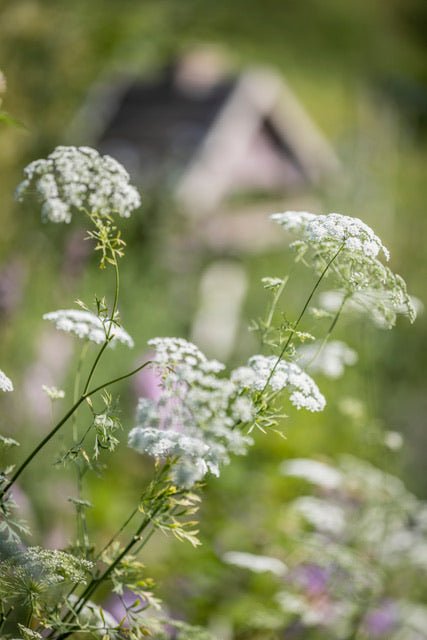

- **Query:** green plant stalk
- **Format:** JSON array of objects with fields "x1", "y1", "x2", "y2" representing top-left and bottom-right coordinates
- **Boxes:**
[
  {"x1": 262, "y1": 244, "x2": 345, "y2": 392},
  {"x1": 303, "y1": 292, "x2": 350, "y2": 369},
  {"x1": 55, "y1": 506, "x2": 165, "y2": 640},
  {"x1": 95, "y1": 505, "x2": 139, "y2": 561},
  {"x1": 72, "y1": 342, "x2": 90, "y2": 440},
  {"x1": 94, "y1": 466, "x2": 186, "y2": 563},
  {"x1": 263, "y1": 275, "x2": 289, "y2": 336},
  {"x1": 82, "y1": 254, "x2": 119, "y2": 395},
  {"x1": 72, "y1": 342, "x2": 90, "y2": 553},
  {"x1": 54, "y1": 463, "x2": 176, "y2": 637},
  {"x1": 0, "y1": 361, "x2": 152, "y2": 498},
  {"x1": 1, "y1": 245, "x2": 123, "y2": 498},
  {"x1": 76, "y1": 468, "x2": 90, "y2": 554},
  {"x1": 0, "y1": 606, "x2": 13, "y2": 634}
]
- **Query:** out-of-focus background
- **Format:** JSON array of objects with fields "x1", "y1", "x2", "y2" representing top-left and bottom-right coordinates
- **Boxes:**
[{"x1": 1, "y1": 0, "x2": 426, "y2": 635}]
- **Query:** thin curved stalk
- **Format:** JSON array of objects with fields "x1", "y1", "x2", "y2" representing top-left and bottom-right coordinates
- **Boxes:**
[
  {"x1": 263, "y1": 275, "x2": 289, "y2": 339},
  {"x1": 95, "y1": 505, "x2": 139, "y2": 561},
  {"x1": 82, "y1": 256, "x2": 119, "y2": 395},
  {"x1": 262, "y1": 244, "x2": 344, "y2": 392},
  {"x1": 72, "y1": 342, "x2": 91, "y2": 552},
  {"x1": 302, "y1": 292, "x2": 349, "y2": 370},
  {"x1": 54, "y1": 510, "x2": 162, "y2": 640},
  {"x1": 72, "y1": 342, "x2": 90, "y2": 441},
  {"x1": 0, "y1": 361, "x2": 152, "y2": 498},
  {"x1": 1, "y1": 395, "x2": 87, "y2": 497}
]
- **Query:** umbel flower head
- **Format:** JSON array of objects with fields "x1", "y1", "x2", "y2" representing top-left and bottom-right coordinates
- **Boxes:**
[
  {"x1": 271, "y1": 211, "x2": 389, "y2": 260},
  {"x1": 0, "y1": 369, "x2": 13, "y2": 392},
  {"x1": 43, "y1": 309, "x2": 134, "y2": 348},
  {"x1": 222, "y1": 551, "x2": 287, "y2": 576},
  {"x1": 16, "y1": 146, "x2": 141, "y2": 223},
  {"x1": 231, "y1": 355, "x2": 326, "y2": 412},
  {"x1": 297, "y1": 340, "x2": 358, "y2": 379},
  {"x1": 272, "y1": 211, "x2": 416, "y2": 328},
  {"x1": 129, "y1": 338, "x2": 255, "y2": 488},
  {"x1": 129, "y1": 338, "x2": 326, "y2": 487},
  {"x1": 318, "y1": 289, "x2": 421, "y2": 330}
]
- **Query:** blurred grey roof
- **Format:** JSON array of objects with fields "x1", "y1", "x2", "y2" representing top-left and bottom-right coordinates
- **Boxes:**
[{"x1": 71, "y1": 55, "x2": 339, "y2": 215}]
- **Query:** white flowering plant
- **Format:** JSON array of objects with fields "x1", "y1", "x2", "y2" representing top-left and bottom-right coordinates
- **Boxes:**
[
  {"x1": 220, "y1": 456, "x2": 427, "y2": 639},
  {"x1": 0, "y1": 149, "x2": 415, "y2": 639}
]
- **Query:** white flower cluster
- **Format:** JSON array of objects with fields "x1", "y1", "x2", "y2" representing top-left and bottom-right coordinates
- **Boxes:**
[
  {"x1": 272, "y1": 211, "x2": 389, "y2": 260},
  {"x1": 297, "y1": 340, "x2": 358, "y2": 379},
  {"x1": 222, "y1": 551, "x2": 287, "y2": 576},
  {"x1": 128, "y1": 338, "x2": 255, "y2": 488},
  {"x1": 43, "y1": 309, "x2": 134, "y2": 348},
  {"x1": 232, "y1": 355, "x2": 326, "y2": 412},
  {"x1": 272, "y1": 210, "x2": 416, "y2": 328},
  {"x1": 16, "y1": 146, "x2": 141, "y2": 223},
  {"x1": 232, "y1": 457, "x2": 427, "y2": 638},
  {"x1": 283, "y1": 456, "x2": 427, "y2": 572},
  {"x1": 272, "y1": 210, "x2": 317, "y2": 232},
  {"x1": 147, "y1": 337, "x2": 225, "y2": 379},
  {"x1": 281, "y1": 458, "x2": 343, "y2": 490},
  {"x1": 42, "y1": 385, "x2": 65, "y2": 400},
  {"x1": 319, "y1": 289, "x2": 420, "y2": 330},
  {"x1": 0, "y1": 369, "x2": 13, "y2": 392},
  {"x1": 292, "y1": 496, "x2": 346, "y2": 535},
  {"x1": 24, "y1": 546, "x2": 93, "y2": 584},
  {"x1": 128, "y1": 421, "x2": 216, "y2": 485}
]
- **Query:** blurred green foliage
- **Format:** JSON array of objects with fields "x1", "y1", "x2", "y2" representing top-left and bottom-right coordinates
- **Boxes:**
[{"x1": 1, "y1": 0, "x2": 427, "y2": 634}]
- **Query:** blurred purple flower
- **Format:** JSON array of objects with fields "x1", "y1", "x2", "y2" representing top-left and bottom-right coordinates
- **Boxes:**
[
  {"x1": 133, "y1": 352, "x2": 162, "y2": 401},
  {"x1": 105, "y1": 589, "x2": 141, "y2": 625},
  {"x1": 293, "y1": 563, "x2": 330, "y2": 596},
  {"x1": 61, "y1": 229, "x2": 91, "y2": 281},
  {"x1": 0, "y1": 258, "x2": 26, "y2": 319},
  {"x1": 364, "y1": 601, "x2": 398, "y2": 636},
  {"x1": 23, "y1": 330, "x2": 73, "y2": 425}
]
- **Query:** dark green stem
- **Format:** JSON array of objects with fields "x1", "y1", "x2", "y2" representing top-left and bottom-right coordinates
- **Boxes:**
[
  {"x1": 1, "y1": 396, "x2": 87, "y2": 497},
  {"x1": 0, "y1": 361, "x2": 151, "y2": 498},
  {"x1": 55, "y1": 509, "x2": 161, "y2": 640},
  {"x1": 83, "y1": 250, "x2": 119, "y2": 396},
  {"x1": 303, "y1": 292, "x2": 349, "y2": 369},
  {"x1": 95, "y1": 505, "x2": 139, "y2": 561},
  {"x1": 82, "y1": 341, "x2": 110, "y2": 395},
  {"x1": 262, "y1": 244, "x2": 344, "y2": 392}
]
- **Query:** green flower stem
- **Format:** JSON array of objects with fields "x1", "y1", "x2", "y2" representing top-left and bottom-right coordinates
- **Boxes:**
[
  {"x1": 82, "y1": 341, "x2": 110, "y2": 396},
  {"x1": 303, "y1": 292, "x2": 350, "y2": 369},
  {"x1": 0, "y1": 361, "x2": 152, "y2": 498},
  {"x1": 95, "y1": 504, "x2": 139, "y2": 561},
  {"x1": 72, "y1": 342, "x2": 91, "y2": 553},
  {"x1": 55, "y1": 506, "x2": 164, "y2": 640},
  {"x1": 81, "y1": 223, "x2": 120, "y2": 396},
  {"x1": 72, "y1": 342, "x2": 90, "y2": 440},
  {"x1": 77, "y1": 515, "x2": 153, "y2": 606},
  {"x1": 1, "y1": 396, "x2": 87, "y2": 498},
  {"x1": 55, "y1": 463, "x2": 176, "y2": 638},
  {"x1": 85, "y1": 361, "x2": 152, "y2": 397},
  {"x1": 59, "y1": 480, "x2": 134, "y2": 614},
  {"x1": 76, "y1": 468, "x2": 90, "y2": 554},
  {"x1": 82, "y1": 253, "x2": 119, "y2": 396},
  {"x1": 107, "y1": 256, "x2": 120, "y2": 339},
  {"x1": 93, "y1": 458, "x2": 186, "y2": 563},
  {"x1": 327, "y1": 293, "x2": 348, "y2": 335},
  {"x1": 1, "y1": 238, "x2": 124, "y2": 499},
  {"x1": 264, "y1": 275, "x2": 289, "y2": 333},
  {"x1": 262, "y1": 244, "x2": 345, "y2": 392},
  {"x1": 0, "y1": 606, "x2": 13, "y2": 634}
]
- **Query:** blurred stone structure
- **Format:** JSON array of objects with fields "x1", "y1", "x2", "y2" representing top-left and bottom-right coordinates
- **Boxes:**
[
  {"x1": 75, "y1": 48, "x2": 339, "y2": 253},
  {"x1": 74, "y1": 49, "x2": 340, "y2": 359}
]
